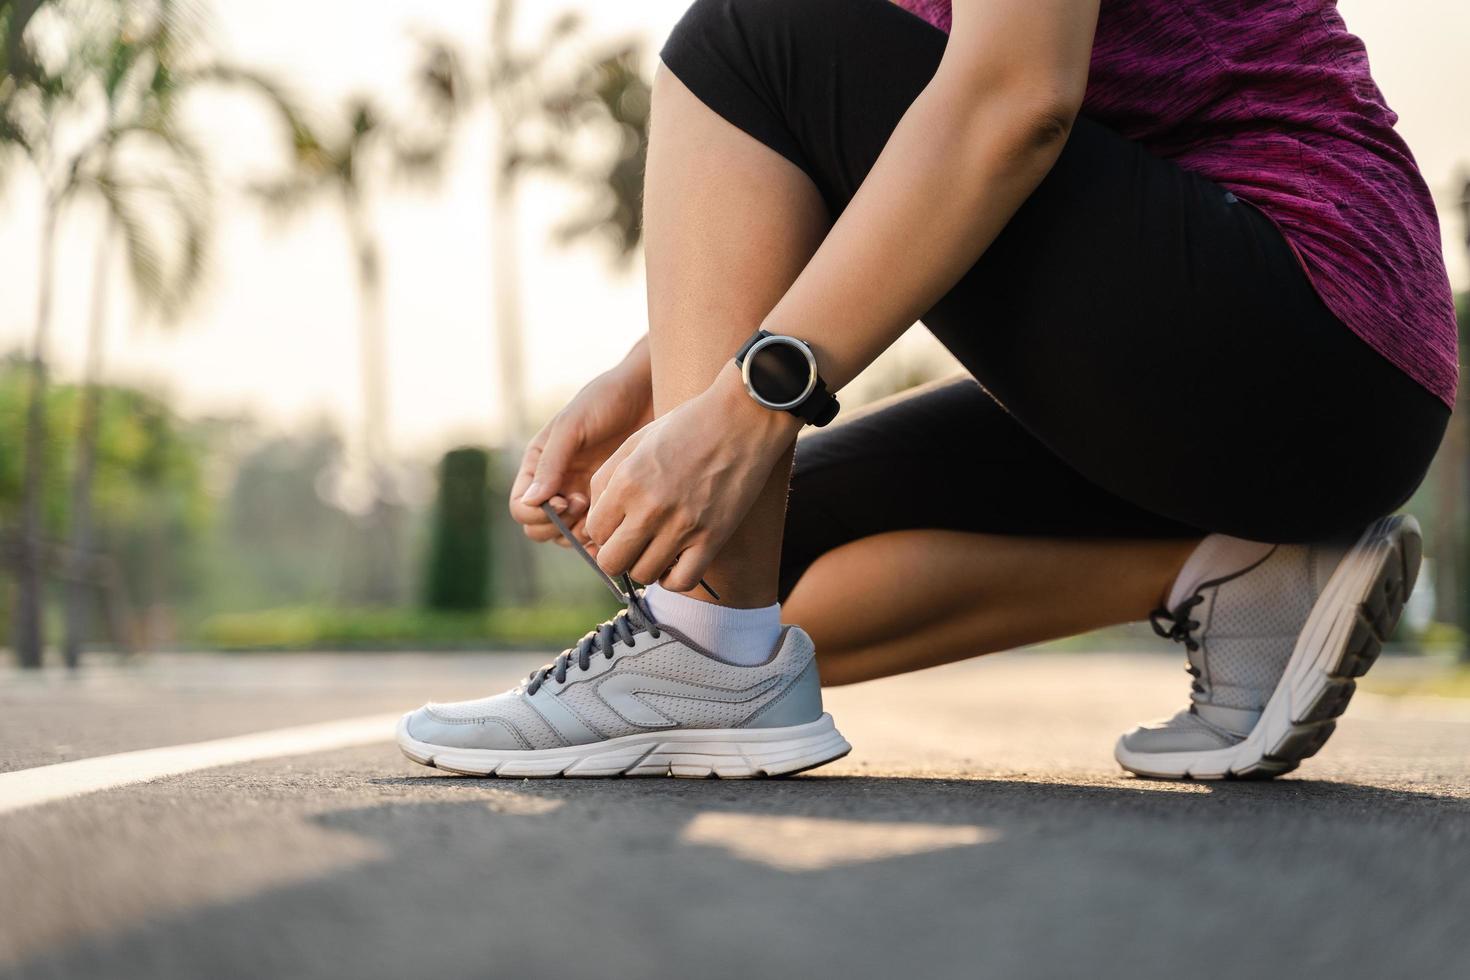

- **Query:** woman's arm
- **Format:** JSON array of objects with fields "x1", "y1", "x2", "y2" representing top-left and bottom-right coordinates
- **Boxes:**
[{"x1": 752, "y1": 0, "x2": 1099, "y2": 391}]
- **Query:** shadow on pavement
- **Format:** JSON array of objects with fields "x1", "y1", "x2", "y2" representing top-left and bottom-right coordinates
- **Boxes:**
[{"x1": 10, "y1": 773, "x2": 1469, "y2": 980}]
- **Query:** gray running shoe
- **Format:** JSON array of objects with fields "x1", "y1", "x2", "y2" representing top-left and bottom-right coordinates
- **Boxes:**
[
  {"x1": 397, "y1": 508, "x2": 850, "y2": 779},
  {"x1": 1115, "y1": 514, "x2": 1421, "y2": 780}
]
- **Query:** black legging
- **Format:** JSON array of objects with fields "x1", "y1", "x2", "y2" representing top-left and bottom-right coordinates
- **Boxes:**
[{"x1": 658, "y1": 0, "x2": 1449, "y2": 602}]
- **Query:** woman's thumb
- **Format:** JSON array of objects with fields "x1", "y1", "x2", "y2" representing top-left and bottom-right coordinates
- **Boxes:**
[{"x1": 519, "y1": 432, "x2": 575, "y2": 505}]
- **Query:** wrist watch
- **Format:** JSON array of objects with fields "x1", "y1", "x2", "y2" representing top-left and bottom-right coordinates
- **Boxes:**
[{"x1": 733, "y1": 330, "x2": 840, "y2": 427}]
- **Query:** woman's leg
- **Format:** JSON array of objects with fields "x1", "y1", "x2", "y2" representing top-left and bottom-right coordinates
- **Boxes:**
[
  {"x1": 642, "y1": 66, "x2": 828, "y2": 606},
  {"x1": 787, "y1": 530, "x2": 1197, "y2": 686},
  {"x1": 776, "y1": 380, "x2": 1203, "y2": 684}
]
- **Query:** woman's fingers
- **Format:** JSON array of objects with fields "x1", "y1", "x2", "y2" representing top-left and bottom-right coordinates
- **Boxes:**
[
  {"x1": 629, "y1": 528, "x2": 691, "y2": 587},
  {"x1": 511, "y1": 417, "x2": 594, "y2": 531},
  {"x1": 523, "y1": 518, "x2": 572, "y2": 544},
  {"x1": 508, "y1": 426, "x2": 553, "y2": 526},
  {"x1": 563, "y1": 492, "x2": 589, "y2": 520},
  {"x1": 660, "y1": 543, "x2": 715, "y2": 594},
  {"x1": 587, "y1": 461, "x2": 690, "y2": 581},
  {"x1": 521, "y1": 414, "x2": 583, "y2": 508},
  {"x1": 586, "y1": 434, "x2": 642, "y2": 538},
  {"x1": 511, "y1": 491, "x2": 567, "y2": 531},
  {"x1": 594, "y1": 514, "x2": 656, "y2": 580},
  {"x1": 589, "y1": 485, "x2": 700, "y2": 585}
]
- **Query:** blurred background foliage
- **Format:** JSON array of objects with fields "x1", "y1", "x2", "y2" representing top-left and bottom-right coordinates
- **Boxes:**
[{"x1": 0, "y1": 0, "x2": 1467, "y2": 669}]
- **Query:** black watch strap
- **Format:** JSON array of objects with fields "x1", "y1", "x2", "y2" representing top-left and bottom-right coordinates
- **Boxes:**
[
  {"x1": 734, "y1": 330, "x2": 840, "y2": 427},
  {"x1": 792, "y1": 377, "x2": 840, "y2": 426},
  {"x1": 733, "y1": 329, "x2": 768, "y2": 363}
]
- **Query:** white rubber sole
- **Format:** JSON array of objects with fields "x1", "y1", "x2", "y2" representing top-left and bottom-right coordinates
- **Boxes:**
[
  {"x1": 1115, "y1": 514, "x2": 1421, "y2": 781},
  {"x1": 397, "y1": 712, "x2": 852, "y2": 779}
]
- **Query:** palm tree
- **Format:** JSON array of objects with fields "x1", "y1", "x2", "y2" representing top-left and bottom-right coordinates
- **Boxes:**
[
  {"x1": 4, "y1": 0, "x2": 295, "y2": 666},
  {"x1": 59, "y1": 4, "x2": 214, "y2": 666},
  {"x1": 3, "y1": 0, "x2": 79, "y2": 667},
  {"x1": 251, "y1": 96, "x2": 444, "y2": 605},
  {"x1": 415, "y1": 0, "x2": 652, "y2": 600}
]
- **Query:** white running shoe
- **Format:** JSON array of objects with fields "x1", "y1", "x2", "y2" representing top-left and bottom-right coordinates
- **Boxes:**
[
  {"x1": 397, "y1": 508, "x2": 850, "y2": 779},
  {"x1": 1115, "y1": 514, "x2": 1421, "y2": 780}
]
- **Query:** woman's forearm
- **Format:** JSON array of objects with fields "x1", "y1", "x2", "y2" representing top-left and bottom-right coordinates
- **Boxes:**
[
  {"x1": 762, "y1": 77, "x2": 1074, "y2": 390},
  {"x1": 752, "y1": 0, "x2": 1098, "y2": 391},
  {"x1": 616, "y1": 334, "x2": 653, "y2": 385}
]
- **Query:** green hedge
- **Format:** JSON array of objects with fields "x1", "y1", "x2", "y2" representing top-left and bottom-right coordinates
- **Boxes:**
[{"x1": 198, "y1": 603, "x2": 616, "y2": 651}]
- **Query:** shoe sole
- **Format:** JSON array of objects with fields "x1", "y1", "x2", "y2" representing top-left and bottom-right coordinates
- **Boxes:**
[
  {"x1": 397, "y1": 712, "x2": 852, "y2": 779},
  {"x1": 1114, "y1": 513, "x2": 1421, "y2": 781}
]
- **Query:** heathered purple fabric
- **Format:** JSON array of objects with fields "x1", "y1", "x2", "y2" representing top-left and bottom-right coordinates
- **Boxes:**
[{"x1": 895, "y1": 0, "x2": 1458, "y2": 406}]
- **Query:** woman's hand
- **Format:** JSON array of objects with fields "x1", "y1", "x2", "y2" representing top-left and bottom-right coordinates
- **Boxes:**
[
  {"x1": 584, "y1": 363, "x2": 800, "y2": 591},
  {"x1": 511, "y1": 341, "x2": 654, "y2": 545}
]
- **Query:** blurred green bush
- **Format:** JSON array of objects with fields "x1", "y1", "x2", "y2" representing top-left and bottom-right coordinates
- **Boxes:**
[
  {"x1": 198, "y1": 602, "x2": 616, "y2": 652},
  {"x1": 423, "y1": 447, "x2": 493, "y2": 611}
]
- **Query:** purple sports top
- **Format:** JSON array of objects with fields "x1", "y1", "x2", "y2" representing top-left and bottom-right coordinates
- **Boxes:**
[{"x1": 896, "y1": 0, "x2": 1458, "y2": 406}]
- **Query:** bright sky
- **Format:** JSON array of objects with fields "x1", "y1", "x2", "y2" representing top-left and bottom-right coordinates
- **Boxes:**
[{"x1": 1, "y1": 0, "x2": 1467, "y2": 459}]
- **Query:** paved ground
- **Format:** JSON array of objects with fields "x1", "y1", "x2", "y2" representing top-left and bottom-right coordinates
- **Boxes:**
[{"x1": 2, "y1": 649, "x2": 1468, "y2": 980}]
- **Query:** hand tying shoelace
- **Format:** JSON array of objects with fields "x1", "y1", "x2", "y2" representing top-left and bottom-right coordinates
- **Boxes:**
[
  {"x1": 394, "y1": 504, "x2": 848, "y2": 779},
  {"x1": 525, "y1": 503, "x2": 718, "y2": 695}
]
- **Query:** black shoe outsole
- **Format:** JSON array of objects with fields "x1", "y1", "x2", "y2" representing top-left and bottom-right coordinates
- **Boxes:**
[{"x1": 1229, "y1": 520, "x2": 1420, "y2": 781}]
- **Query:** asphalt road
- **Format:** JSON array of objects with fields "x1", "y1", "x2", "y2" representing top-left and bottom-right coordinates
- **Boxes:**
[{"x1": 2, "y1": 649, "x2": 1468, "y2": 980}]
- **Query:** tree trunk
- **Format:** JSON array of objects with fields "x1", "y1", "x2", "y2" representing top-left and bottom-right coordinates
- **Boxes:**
[
  {"x1": 1432, "y1": 416, "x2": 1461, "y2": 642},
  {"x1": 1458, "y1": 390, "x2": 1470, "y2": 664},
  {"x1": 62, "y1": 222, "x2": 114, "y2": 668},
  {"x1": 492, "y1": 169, "x2": 536, "y2": 604},
  {"x1": 348, "y1": 199, "x2": 400, "y2": 605},
  {"x1": 14, "y1": 199, "x2": 59, "y2": 669},
  {"x1": 1459, "y1": 180, "x2": 1470, "y2": 663}
]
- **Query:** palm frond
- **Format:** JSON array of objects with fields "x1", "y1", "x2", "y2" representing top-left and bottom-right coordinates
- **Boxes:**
[
  {"x1": 150, "y1": 171, "x2": 210, "y2": 317},
  {"x1": 246, "y1": 172, "x2": 320, "y2": 221},
  {"x1": 531, "y1": 44, "x2": 650, "y2": 258},
  {"x1": 412, "y1": 36, "x2": 465, "y2": 115},
  {"x1": 2, "y1": 0, "x2": 45, "y2": 87},
  {"x1": 81, "y1": 161, "x2": 211, "y2": 319},
  {"x1": 94, "y1": 171, "x2": 166, "y2": 303},
  {"x1": 550, "y1": 162, "x2": 643, "y2": 262},
  {"x1": 392, "y1": 137, "x2": 447, "y2": 186},
  {"x1": 177, "y1": 61, "x2": 322, "y2": 165},
  {"x1": 0, "y1": 99, "x2": 32, "y2": 155}
]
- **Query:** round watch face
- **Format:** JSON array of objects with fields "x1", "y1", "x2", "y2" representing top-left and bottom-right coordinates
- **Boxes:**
[{"x1": 745, "y1": 337, "x2": 816, "y2": 410}]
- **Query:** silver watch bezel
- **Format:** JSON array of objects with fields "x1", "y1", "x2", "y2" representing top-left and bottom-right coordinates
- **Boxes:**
[{"x1": 740, "y1": 334, "x2": 819, "y2": 412}]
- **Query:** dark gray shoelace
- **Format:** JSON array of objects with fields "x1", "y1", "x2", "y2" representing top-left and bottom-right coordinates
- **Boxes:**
[
  {"x1": 523, "y1": 503, "x2": 717, "y2": 695},
  {"x1": 1149, "y1": 595, "x2": 1206, "y2": 694}
]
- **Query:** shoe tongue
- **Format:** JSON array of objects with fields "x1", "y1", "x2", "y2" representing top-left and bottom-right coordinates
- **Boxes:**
[
  {"x1": 1167, "y1": 535, "x2": 1275, "y2": 610},
  {"x1": 1182, "y1": 603, "x2": 1259, "y2": 739}
]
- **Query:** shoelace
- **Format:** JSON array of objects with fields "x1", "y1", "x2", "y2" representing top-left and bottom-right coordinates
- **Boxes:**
[
  {"x1": 524, "y1": 503, "x2": 717, "y2": 695},
  {"x1": 1149, "y1": 594, "x2": 1207, "y2": 695},
  {"x1": 1146, "y1": 545, "x2": 1279, "y2": 702}
]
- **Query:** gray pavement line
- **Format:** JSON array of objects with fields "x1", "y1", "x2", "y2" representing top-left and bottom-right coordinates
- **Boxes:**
[{"x1": 0, "y1": 713, "x2": 401, "y2": 817}]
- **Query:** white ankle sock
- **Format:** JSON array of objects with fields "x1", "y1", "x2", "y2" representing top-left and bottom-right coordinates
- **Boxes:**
[
  {"x1": 642, "y1": 583, "x2": 781, "y2": 666},
  {"x1": 1167, "y1": 535, "x2": 1276, "y2": 611}
]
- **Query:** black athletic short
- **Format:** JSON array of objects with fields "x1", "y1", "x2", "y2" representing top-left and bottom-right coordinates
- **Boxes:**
[{"x1": 658, "y1": 0, "x2": 1450, "y2": 601}]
